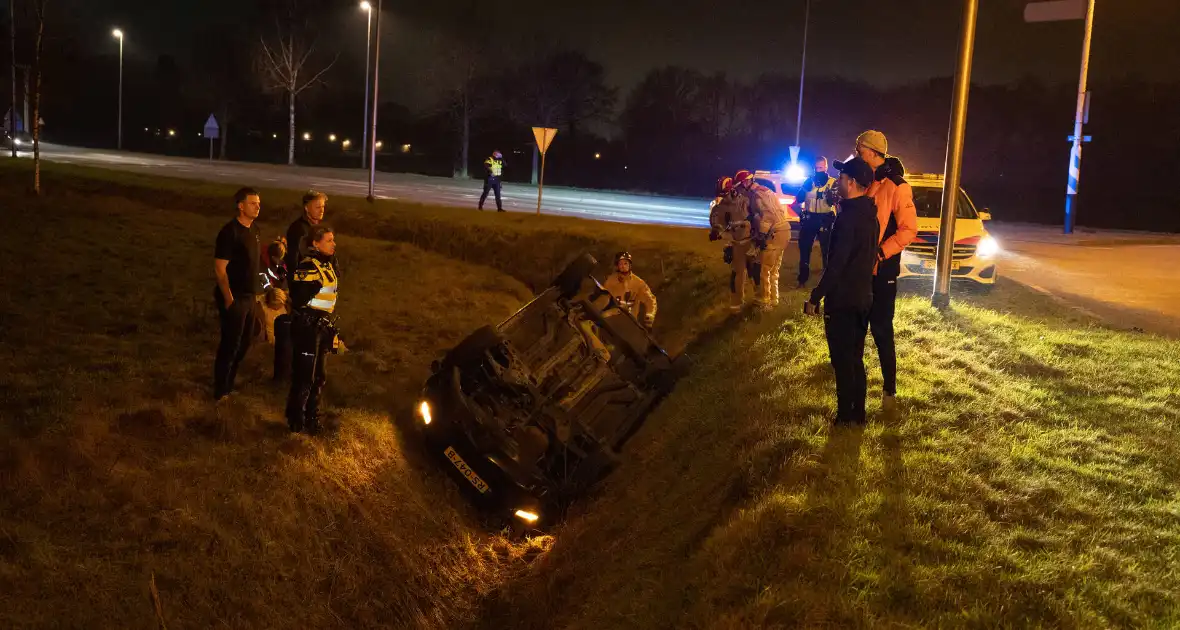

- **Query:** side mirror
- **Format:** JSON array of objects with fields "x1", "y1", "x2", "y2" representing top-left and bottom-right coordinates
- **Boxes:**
[{"x1": 978, "y1": 209, "x2": 992, "y2": 222}]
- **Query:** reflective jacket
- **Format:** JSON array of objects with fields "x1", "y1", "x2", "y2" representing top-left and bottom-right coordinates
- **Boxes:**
[
  {"x1": 290, "y1": 253, "x2": 339, "y2": 314},
  {"x1": 601, "y1": 272, "x2": 657, "y2": 324},
  {"x1": 748, "y1": 184, "x2": 789, "y2": 236},
  {"x1": 709, "y1": 194, "x2": 752, "y2": 242},
  {"x1": 796, "y1": 175, "x2": 838, "y2": 215},
  {"x1": 485, "y1": 157, "x2": 504, "y2": 178}
]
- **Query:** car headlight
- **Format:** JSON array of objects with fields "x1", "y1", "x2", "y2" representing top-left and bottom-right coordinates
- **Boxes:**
[
  {"x1": 417, "y1": 400, "x2": 432, "y2": 425},
  {"x1": 13, "y1": 138, "x2": 21, "y2": 146},
  {"x1": 514, "y1": 509, "x2": 540, "y2": 523},
  {"x1": 976, "y1": 235, "x2": 1000, "y2": 259}
]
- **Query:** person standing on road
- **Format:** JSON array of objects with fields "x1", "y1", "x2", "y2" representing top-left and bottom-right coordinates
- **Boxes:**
[
  {"x1": 479, "y1": 150, "x2": 505, "y2": 212},
  {"x1": 709, "y1": 176, "x2": 755, "y2": 313},
  {"x1": 285, "y1": 191, "x2": 329, "y2": 273},
  {"x1": 601, "y1": 251, "x2": 657, "y2": 330},
  {"x1": 805, "y1": 157, "x2": 880, "y2": 425},
  {"x1": 794, "y1": 156, "x2": 839, "y2": 289},
  {"x1": 286, "y1": 226, "x2": 342, "y2": 435},
  {"x1": 213, "y1": 187, "x2": 263, "y2": 401},
  {"x1": 734, "y1": 169, "x2": 791, "y2": 310},
  {"x1": 855, "y1": 130, "x2": 918, "y2": 412}
]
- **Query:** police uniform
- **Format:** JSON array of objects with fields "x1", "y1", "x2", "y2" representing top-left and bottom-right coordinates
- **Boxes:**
[
  {"x1": 796, "y1": 173, "x2": 838, "y2": 286},
  {"x1": 285, "y1": 251, "x2": 340, "y2": 434},
  {"x1": 479, "y1": 153, "x2": 505, "y2": 211}
]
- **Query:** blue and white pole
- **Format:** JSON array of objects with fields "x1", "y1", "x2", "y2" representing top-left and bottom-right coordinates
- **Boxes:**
[{"x1": 1063, "y1": 0, "x2": 1096, "y2": 235}]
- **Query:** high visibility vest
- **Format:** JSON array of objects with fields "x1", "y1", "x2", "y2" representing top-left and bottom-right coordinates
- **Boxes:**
[
  {"x1": 486, "y1": 158, "x2": 503, "y2": 177},
  {"x1": 295, "y1": 257, "x2": 338, "y2": 313},
  {"x1": 802, "y1": 176, "x2": 838, "y2": 214}
]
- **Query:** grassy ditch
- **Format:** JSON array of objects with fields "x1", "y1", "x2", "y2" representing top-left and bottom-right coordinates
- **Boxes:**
[{"x1": 477, "y1": 281, "x2": 1180, "y2": 628}]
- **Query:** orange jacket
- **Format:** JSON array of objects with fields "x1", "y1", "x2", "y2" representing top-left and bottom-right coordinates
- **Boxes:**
[{"x1": 867, "y1": 177, "x2": 918, "y2": 262}]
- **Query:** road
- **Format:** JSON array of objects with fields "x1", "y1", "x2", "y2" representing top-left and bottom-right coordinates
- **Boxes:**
[
  {"x1": 29, "y1": 145, "x2": 1180, "y2": 338},
  {"x1": 34, "y1": 144, "x2": 713, "y2": 228}
]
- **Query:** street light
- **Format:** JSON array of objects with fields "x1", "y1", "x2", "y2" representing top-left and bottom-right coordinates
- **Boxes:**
[
  {"x1": 303, "y1": 132, "x2": 311, "y2": 141},
  {"x1": 112, "y1": 28, "x2": 124, "y2": 150},
  {"x1": 366, "y1": 0, "x2": 383, "y2": 202},
  {"x1": 360, "y1": 1, "x2": 373, "y2": 170}
]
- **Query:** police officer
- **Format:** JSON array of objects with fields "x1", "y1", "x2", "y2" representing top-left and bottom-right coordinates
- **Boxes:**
[
  {"x1": 795, "y1": 156, "x2": 839, "y2": 288},
  {"x1": 479, "y1": 150, "x2": 505, "y2": 212},
  {"x1": 601, "y1": 252, "x2": 657, "y2": 330},
  {"x1": 734, "y1": 170, "x2": 791, "y2": 310},
  {"x1": 709, "y1": 176, "x2": 756, "y2": 313},
  {"x1": 286, "y1": 226, "x2": 341, "y2": 435}
]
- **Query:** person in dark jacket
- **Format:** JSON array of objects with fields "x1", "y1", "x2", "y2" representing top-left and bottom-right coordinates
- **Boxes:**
[
  {"x1": 805, "y1": 157, "x2": 880, "y2": 425},
  {"x1": 286, "y1": 226, "x2": 341, "y2": 435},
  {"x1": 285, "y1": 190, "x2": 329, "y2": 273}
]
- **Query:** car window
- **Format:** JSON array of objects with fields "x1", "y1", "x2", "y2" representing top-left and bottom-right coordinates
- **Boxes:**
[
  {"x1": 755, "y1": 178, "x2": 778, "y2": 192},
  {"x1": 780, "y1": 184, "x2": 796, "y2": 195},
  {"x1": 912, "y1": 186, "x2": 978, "y2": 220}
]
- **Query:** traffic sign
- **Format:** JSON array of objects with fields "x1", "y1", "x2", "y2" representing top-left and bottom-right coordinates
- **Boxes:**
[
  {"x1": 532, "y1": 127, "x2": 557, "y2": 154},
  {"x1": 1024, "y1": 0, "x2": 1085, "y2": 22},
  {"x1": 202, "y1": 114, "x2": 220, "y2": 139}
]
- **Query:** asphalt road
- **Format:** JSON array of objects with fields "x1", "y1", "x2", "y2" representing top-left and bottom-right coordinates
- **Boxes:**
[
  {"x1": 34, "y1": 144, "x2": 713, "y2": 228},
  {"x1": 28, "y1": 145, "x2": 1180, "y2": 338}
]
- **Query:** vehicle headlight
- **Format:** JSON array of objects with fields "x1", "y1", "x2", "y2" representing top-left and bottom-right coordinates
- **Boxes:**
[
  {"x1": 417, "y1": 400, "x2": 432, "y2": 425},
  {"x1": 13, "y1": 138, "x2": 21, "y2": 146},
  {"x1": 976, "y1": 235, "x2": 1000, "y2": 259},
  {"x1": 514, "y1": 509, "x2": 540, "y2": 523}
]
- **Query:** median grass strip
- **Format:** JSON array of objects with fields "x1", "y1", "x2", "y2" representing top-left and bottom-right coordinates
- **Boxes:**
[{"x1": 478, "y1": 282, "x2": 1180, "y2": 628}]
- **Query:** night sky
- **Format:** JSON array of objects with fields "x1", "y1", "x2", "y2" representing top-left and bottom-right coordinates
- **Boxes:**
[{"x1": 61, "y1": 0, "x2": 1180, "y2": 111}]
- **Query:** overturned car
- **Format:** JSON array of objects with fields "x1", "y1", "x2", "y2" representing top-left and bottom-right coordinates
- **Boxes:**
[{"x1": 415, "y1": 254, "x2": 675, "y2": 529}]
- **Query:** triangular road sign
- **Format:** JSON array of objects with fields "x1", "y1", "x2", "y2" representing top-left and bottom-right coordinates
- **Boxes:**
[
  {"x1": 203, "y1": 114, "x2": 220, "y2": 139},
  {"x1": 532, "y1": 127, "x2": 557, "y2": 154}
]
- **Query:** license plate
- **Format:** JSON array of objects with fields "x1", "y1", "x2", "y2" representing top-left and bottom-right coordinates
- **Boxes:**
[
  {"x1": 920, "y1": 259, "x2": 960, "y2": 271},
  {"x1": 444, "y1": 446, "x2": 490, "y2": 494}
]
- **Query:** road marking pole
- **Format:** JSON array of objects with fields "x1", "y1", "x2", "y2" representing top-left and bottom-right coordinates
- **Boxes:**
[
  {"x1": 532, "y1": 127, "x2": 557, "y2": 215},
  {"x1": 1064, "y1": 0, "x2": 1096, "y2": 235}
]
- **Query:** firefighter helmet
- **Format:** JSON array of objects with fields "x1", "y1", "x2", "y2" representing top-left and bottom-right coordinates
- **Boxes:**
[
  {"x1": 715, "y1": 176, "x2": 734, "y2": 196},
  {"x1": 733, "y1": 170, "x2": 754, "y2": 187}
]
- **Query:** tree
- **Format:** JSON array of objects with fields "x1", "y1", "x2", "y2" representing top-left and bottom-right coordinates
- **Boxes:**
[
  {"x1": 500, "y1": 50, "x2": 616, "y2": 183},
  {"x1": 189, "y1": 24, "x2": 251, "y2": 160},
  {"x1": 255, "y1": 0, "x2": 337, "y2": 165}
]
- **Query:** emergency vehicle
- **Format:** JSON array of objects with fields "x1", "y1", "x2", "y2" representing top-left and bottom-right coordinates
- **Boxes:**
[{"x1": 899, "y1": 173, "x2": 999, "y2": 287}]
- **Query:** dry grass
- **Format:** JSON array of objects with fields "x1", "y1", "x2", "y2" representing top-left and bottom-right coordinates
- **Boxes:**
[{"x1": 478, "y1": 280, "x2": 1180, "y2": 629}]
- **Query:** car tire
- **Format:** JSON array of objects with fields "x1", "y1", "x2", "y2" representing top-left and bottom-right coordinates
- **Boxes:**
[
  {"x1": 446, "y1": 325, "x2": 503, "y2": 368},
  {"x1": 552, "y1": 253, "x2": 598, "y2": 299}
]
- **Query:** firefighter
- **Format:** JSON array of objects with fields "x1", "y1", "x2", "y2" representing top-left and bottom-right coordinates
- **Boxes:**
[
  {"x1": 601, "y1": 251, "x2": 657, "y2": 330},
  {"x1": 286, "y1": 226, "x2": 342, "y2": 435},
  {"x1": 709, "y1": 176, "x2": 756, "y2": 313},
  {"x1": 734, "y1": 170, "x2": 791, "y2": 310},
  {"x1": 794, "y1": 156, "x2": 839, "y2": 288},
  {"x1": 479, "y1": 150, "x2": 505, "y2": 212},
  {"x1": 855, "y1": 130, "x2": 918, "y2": 412}
]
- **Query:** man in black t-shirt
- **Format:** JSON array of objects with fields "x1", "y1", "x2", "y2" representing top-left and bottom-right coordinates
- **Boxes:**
[{"x1": 213, "y1": 187, "x2": 262, "y2": 400}]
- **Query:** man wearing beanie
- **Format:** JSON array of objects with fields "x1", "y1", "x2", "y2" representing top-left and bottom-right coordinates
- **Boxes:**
[
  {"x1": 805, "y1": 157, "x2": 880, "y2": 425},
  {"x1": 854, "y1": 130, "x2": 918, "y2": 413}
]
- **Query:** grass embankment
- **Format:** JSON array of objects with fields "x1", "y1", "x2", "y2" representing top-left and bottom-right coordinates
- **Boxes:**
[
  {"x1": 0, "y1": 162, "x2": 729, "y2": 629},
  {"x1": 480, "y1": 282, "x2": 1180, "y2": 628}
]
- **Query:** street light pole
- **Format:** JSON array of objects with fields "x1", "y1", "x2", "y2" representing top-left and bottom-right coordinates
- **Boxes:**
[
  {"x1": 931, "y1": 0, "x2": 979, "y2": 310},
  {"x1": 1064, "y1": 0, "x2": 1096, "y2": 235},
  {"x1": 113, "y1": 29, "x2": 124, "y2": 151},
  {"x1": 366, "y1": 0, "x2": 382, "y2": 202},
  {"x1": 9, "y1": 0, "x2": 16, "y2": 158},
  {"x1": 360, "y1": 1, "x2": 372, "y2": 169},
  {"x1": 793, "y1": 0, "x2": 810, "y2": 150}
]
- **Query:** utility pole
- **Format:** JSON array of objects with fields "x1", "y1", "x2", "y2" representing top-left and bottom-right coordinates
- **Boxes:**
[
  {"x1": 366, "y1": 0, "x2": 382, "y2": 202},
  {"x1": 10, "y1": 0, "x2": 16, "y2": 158},
  {"x1": 1063, "y1": 0, "x2": 1096, "y2": 235},
  {"x1": 931, "y1": 0, "x2": 979, "y2": 310},
  {"x1": 360, "y1": 1, "x2": 372, "y2": 169}
]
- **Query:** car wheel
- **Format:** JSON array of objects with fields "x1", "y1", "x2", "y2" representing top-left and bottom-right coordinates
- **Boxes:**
[{"x1": 552, "y1": 253, "x2": 598, "y2": 299}]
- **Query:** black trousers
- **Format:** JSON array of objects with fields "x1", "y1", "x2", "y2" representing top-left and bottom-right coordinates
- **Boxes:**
[
  {"x1": 214, "y1": 291, "x2": 255, "y2": 399},
  {"x1": 479, "y1": 176, "x2": 503, "y2": 210},
  {"x1": 286, "y1": 312, "x2": 332, "y2": 430},
  {"x1": 824, "y1": 307, "x2": 870, "y2": 422},
  {"x1": 273, "y1": 314, "x2": 292, "y2": 381},
  {"x1": 869, "y1": 274, "x2": 899, "y2": 396},
  {"x1": 797, "y1": 213, "x2": 836, "y2": 284}
]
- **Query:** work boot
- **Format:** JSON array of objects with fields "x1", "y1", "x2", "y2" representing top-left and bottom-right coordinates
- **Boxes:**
[
  {"x1": 287, "y1": 415, "x2": 303, "y2": 433},
  {"x1": 304, "y1": 415, "x2": 322, "y2": 437},
  {"x1": 497, "y1": 208, "x2": 506, "y2": 213}
]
